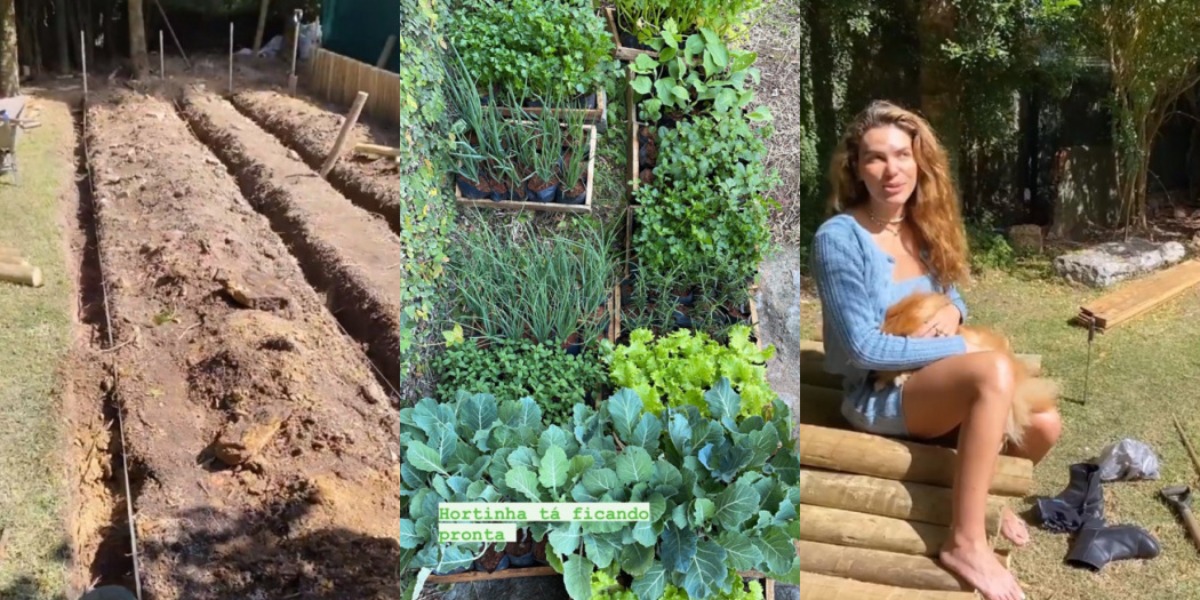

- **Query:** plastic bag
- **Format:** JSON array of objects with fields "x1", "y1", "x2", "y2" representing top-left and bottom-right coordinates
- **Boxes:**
[{"x1": 1096, "y1": 438, "x2": 1161, "y2": 481}]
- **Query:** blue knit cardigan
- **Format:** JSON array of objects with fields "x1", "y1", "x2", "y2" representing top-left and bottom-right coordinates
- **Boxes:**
[{"x1": 809, "y1": 214, "x2": 969, "y2": 381}]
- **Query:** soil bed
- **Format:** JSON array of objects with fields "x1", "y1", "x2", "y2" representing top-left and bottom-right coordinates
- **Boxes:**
[
  {"x1": 177, "y1": 87, "x2": 402, "y2": 390},
  {"x1": 85, "y1": 89, "x2": 400, "y2": 599},
  {"x1": 229, "y1": 90, "x2": 400, "y2": 235}
]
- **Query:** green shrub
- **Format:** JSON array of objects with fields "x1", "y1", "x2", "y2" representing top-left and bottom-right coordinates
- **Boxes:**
[
  {"x1": 447, "y1": 0, "x2": 615, "y2": 101},
  {"x1": 432, "y1": 338, "x2": 606, "y2": 426},
  {"x1": 966, "y1": 222, "x2": 1016, "y2": 273},
  {"x1": 631, "y1": 113, "x2": 777, "y2": 289}
]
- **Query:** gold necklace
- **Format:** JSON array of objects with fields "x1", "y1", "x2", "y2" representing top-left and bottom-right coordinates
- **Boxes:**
[{"x1": 867, "y1": 209, "x2": 905, "y2": 237}]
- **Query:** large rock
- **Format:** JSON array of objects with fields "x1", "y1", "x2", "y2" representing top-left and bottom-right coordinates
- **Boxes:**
[
  {"x1": 755, "y1": 245, "x2": 800, "y2": 421},
  {"x1": 1053, "y1": 238, "x2": 1187, "y2": 288}
]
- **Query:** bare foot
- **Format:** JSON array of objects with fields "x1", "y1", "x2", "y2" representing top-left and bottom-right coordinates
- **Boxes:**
[
  {"x1": 1000, "y1": 506, "x2": 1030, "y2": 546},
  {"x1": 940, "y1": 538, "x2": 1025, "y2": 600}
]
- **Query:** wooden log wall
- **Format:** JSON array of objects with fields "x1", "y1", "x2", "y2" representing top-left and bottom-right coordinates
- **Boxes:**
[{"x1": 307, "y1": 48, "x2": 399, "y2": 125}]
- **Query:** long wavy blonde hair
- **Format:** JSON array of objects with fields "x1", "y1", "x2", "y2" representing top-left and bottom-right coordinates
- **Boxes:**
[{"x1": 826, "y1": 100, "x2": 970, "y2": 288}]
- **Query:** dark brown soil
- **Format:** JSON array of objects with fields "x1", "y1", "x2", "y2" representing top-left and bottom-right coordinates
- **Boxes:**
[
  {"x1": 229, "y1": 90, "x2": 399, "y2": 235},
  {"x1": 84, "y1": 89, "x2": 400, "y2": 600},
  {"x1": 177, "y1": 87, "x2": 402, "y2": 391}
]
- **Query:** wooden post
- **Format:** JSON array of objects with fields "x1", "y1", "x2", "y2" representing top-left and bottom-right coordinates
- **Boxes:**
[
  {"x1": 252, "y1": 0, "x2": 271, "y2": 54},
  {"x1": 798, "y1": 424, "x2": 1035, "y2": 497},
  {"x1": 228, "y1": 22, "x2": 234, "y2": 93},
  {"x1": 0, "y1": 263, "x2": 42, "y2": 287},
  {"x1": 159, "y1": 30, "x2": 164, "y2": 78},
  {"x1": 151, "y1": 0, "x2": 190, "y2": 68},
  {"x1": 319, "y1": 91, "x2": 368, "y2": 178},
  {"x1": 80, "y1": 30, "x2": 87, "y2": 99},
  {"x1": 288, "y1": 10, "x2": 301, "y2": 95},
  {"x1": 375, "y1": 34, "x2": 396, "y2": 68}
]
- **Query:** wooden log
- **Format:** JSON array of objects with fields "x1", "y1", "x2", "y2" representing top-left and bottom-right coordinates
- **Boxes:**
[
  {"x1": 800, "y1": 504, "x2": 948, "y2": 556},
  {"x1": 797, "y1": 540, "x2": 1005, "y2": 592},
  {"x1": 355, "y1": 143, "x2": 399, "y2": 158},
  {"x1": 799, "y1": 384, "x2": 850, "y2": 428},
  {"x1": 0, "y1": 254, "x2": 30, "y2": 267},
  {"x1": 799, "y1": 424, "x2": 1034, "y2": 497},
  {"x1": 0, "y1": 263, "x2": 43, "y2": 287},
  {"x1": 799, "y1": 572, "x2": 981, "y2": 600},
  {"x1": 320, "y1": 91, "x2": 369, "y2": 178},
  {"x1": 425, "y1": 565, "x2": 559, "y2": 584},
  {"x1": 800, "y1": 469, "x2": 1002, "y2": 535},
  {"x1": 376, "y1": 34, "x2": 397, "y2": 68}
]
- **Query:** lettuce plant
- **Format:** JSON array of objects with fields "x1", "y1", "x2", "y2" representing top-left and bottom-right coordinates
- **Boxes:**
[
  {"x1": 400, "y1": 382, "x2": 800, "y2": 600},
  {"x1": 601, "y1": 325, "x2": 775, "y2": 419}
]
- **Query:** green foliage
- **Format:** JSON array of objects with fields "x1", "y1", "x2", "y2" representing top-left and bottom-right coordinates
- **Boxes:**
[
  {"x1": 966, "y1": 222, "x2": 1016, "y2": 273},
  {"x1": 400, "y1": 385, "x2": 801, "y2": 599},
  {"x1": 431, "y1": 338, "x2": 606, "y2": 426},
  {"x1": 600, "y1": 325, "x2": 776, "y2": 419},
  {"x1": 627, "y1": 22, "x2": 769, "y2": 123},
  {"x1": 591, "y1": 565, "x2": 764, "y2": 600},
  {"x1": 447, "y1": 217, "x2": 616, "y2": 347},
  {"x1": 399, "y1": 0, "x2": 455, "y2": 379},
  {"x1": 632, "y1": 113, "x2": 777, "y2": 289},
  {"x1": 447, "y1": 0, "x2": 616, "y2": 101},
  {"x1": 613, "y1": 0, "x2": 763, "y2": 45}
]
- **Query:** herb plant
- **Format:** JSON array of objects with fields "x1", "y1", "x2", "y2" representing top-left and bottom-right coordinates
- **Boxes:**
[
  {"x1": 447, "y1": 0, "x2": 615, "y2": 102},
  {"x1": 613, "y1": 0, "x2": 764, "y2": 46},
  {"x1": 432, "y1": 338, "x2": 606, "y2": 426},
  {"x1": 631, "y1": 113, "x2": 777, "y2": 290},
  {"x1": 627, "y1": 21, "x2": 771, "y2": 123},
  {"x1": 601, "y1": 325, "x2": 776, "y2": 419}
]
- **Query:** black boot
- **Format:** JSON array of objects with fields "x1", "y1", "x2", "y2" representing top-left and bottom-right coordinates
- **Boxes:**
[
  {"x1": 1065, "y1": 519, "x2": 1161, "y2": 571},
  {"x1": 1037, "y1": 463, "x2": 1105, "y2": 532}
]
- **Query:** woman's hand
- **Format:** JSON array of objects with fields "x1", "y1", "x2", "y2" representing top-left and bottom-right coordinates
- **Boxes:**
[{"x1": 916, "y1": 303, "x2": 963, "y2": 338}]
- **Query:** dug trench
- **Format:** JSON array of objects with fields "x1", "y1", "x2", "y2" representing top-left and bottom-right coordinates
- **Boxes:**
[
  {"x1": 228, "y1": 90, "x2": 400, "y2": 236},
  {"x1": 81, "y1": 88, "x2": 400, "y2": 600},
  {"x1": 175, "y1": 86, "x2": 402, "y2": 393}
]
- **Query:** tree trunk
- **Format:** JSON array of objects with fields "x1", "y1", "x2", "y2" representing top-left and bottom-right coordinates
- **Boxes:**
[
  {"x1": 0, "y1": 0, "x2": 19, "y2": 96},
  {"x1": 128, "y1": 0, "x2": 148, "y2": 78},
  {"x1": 55, "y1": 0, "x2": 69, "y2": 73}
]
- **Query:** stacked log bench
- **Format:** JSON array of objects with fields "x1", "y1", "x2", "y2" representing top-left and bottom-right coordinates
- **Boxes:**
[{"x1": 799, "y1": 340, "x2": 1036, "y2": 599}]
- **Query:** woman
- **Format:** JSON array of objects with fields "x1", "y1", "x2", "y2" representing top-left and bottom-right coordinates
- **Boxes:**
[{"x1": 810, "y1": 100, "x2": 1062, "y2": 600}]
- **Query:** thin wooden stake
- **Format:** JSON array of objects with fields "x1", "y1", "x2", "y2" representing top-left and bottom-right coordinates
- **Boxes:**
[
  {"x1": 80, "y1": 30, "x2": 87, "y2": 99},
  {"x1": 228, "y1": 22, "x2": 234, "y2": 93},
  {"x1": 319, "y1": 91, "x2": 368, "y2": 178},
  {"x1": 376, "y1": 35, "x2": 396, "y2": 68},
  {"x1": 151, "y1": 0, "x2": 190, "y2": 68},
  {"x1": 159, "y1": 30, "x2": 164, "y2": 78},
  {"x1": 288, "y1": 10, "x2": 301, "y2": 95}
]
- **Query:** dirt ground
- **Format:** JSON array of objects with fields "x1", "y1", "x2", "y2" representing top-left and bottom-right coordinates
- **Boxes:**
[
  {"x1": 230, "y1": 90, "x2": 400, "y2": 235},
  {"x1": 177, "y1": 86, "x2": 402, "y2": 391},
  {"x1": 79, "y1": 87, "x2": 399, "y2": 599}
]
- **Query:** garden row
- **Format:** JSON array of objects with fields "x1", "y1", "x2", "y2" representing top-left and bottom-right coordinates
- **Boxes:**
[{"x1": 405, "y1": 3, "x2": 794, "y2": 600}]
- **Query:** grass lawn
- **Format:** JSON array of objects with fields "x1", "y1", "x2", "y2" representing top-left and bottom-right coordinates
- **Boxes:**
[
  {"x1": 802, "y1": 259, "x2": 1200, "y2": 599},
  {"x1": 0, "y1": 95, "x2": 77, "y2": 598}
]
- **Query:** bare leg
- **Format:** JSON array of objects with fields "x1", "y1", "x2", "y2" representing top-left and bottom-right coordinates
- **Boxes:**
[
  {"x1": 997, "y1": 408, "x2": 1063, "y2": 547},
  {"x1": 900, "y1": 351, "x2": 1024, "y2": 600}
]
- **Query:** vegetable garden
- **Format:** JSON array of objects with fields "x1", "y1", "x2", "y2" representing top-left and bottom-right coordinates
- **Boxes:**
[{"x1": 401, "y1": 1, "x2": 799, "y2": 599}]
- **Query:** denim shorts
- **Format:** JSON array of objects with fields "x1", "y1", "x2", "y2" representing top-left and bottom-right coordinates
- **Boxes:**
[{"x1": 841, "y1": 375, "x2": 909, "y2": 437}]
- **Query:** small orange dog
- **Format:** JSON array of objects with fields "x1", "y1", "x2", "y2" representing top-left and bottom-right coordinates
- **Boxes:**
[{"x1": 875, "y1": 291, "x2": 1059, "y2": 447}]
